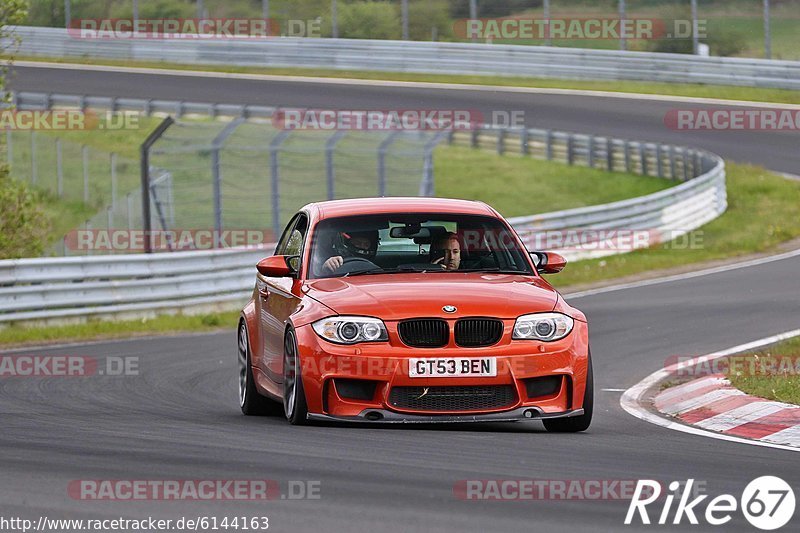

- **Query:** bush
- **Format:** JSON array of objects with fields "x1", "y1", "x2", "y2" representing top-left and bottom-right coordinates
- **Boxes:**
[{"x1": 0, "y1": 166, "x2": 49, "y2": 259}]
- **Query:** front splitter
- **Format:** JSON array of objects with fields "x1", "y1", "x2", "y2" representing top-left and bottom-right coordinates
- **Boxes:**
[{"x1": 307, "y1": 407, "x2": 584, "y2": 424}]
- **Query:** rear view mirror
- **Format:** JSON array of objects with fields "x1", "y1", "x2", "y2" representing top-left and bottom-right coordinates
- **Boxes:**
[{"x1": 531, "y1": 251, "x2": 567, "y2": 274}]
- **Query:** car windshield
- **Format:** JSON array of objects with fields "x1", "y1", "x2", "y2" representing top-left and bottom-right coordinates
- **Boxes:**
[{"x1": 308, "y1": 213, "x2": 534, "y2": 279}]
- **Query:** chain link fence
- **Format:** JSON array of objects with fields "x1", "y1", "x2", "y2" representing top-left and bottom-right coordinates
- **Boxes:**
[
  {"x1": 148, "y1": 118, "x2": 443, "y2": 244},
  {"x1": 3, "y1": 95, "x2": 446, "y2": 255}
]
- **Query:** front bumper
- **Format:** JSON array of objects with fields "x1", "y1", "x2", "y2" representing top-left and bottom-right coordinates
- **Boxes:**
[
  {"x1": 294, "y1": 318, "x2": 590, "y2": 421},
  {"x1": 308, "y1": 407, "x2": 585, "y2": 424}
]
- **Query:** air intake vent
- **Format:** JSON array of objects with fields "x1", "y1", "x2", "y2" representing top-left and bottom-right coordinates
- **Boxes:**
[
  {"x1": 455, "y1": 318, "x2": 503, "y2": 347},
  {"x1": 389, "y1": 385, "x2": 516, "y2": 412},
  {"x1": 398, "y1": 319, "x2": 449, "y2": 348}
]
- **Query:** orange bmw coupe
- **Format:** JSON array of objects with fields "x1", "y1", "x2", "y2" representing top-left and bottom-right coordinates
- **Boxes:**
[{"x1": 238, "y1": 197, "x2": 592, "y2": 431}]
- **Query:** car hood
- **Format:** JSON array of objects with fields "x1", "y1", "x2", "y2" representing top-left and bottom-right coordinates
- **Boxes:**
[{"x1": 303, "y1": 273, "x2": 557, "y2": 320}]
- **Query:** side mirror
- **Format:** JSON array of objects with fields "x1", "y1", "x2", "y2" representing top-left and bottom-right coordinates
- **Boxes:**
[
  {"x1": 531, "y1": 251, "x2": 567, "y2": 274},
  {"x1": 257, "y1": 255, "x2": 296, "y2": 277}
]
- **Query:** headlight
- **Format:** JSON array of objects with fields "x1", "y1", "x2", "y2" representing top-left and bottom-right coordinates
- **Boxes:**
[
  {"x1": 513, "y1": 312, "x2": 574, "y2": 341},
  {"x1": 312, "y1": 316, "x2": 389, "y2": 344}
]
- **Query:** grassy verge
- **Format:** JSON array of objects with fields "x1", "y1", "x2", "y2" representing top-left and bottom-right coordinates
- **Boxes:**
[
  {"x1": 8, "y1": 55, "x2": 800, "y2": 106},
  {"x1": 728, "y1": 336, "x2": 800, "y2": 405},
  {"x1": 548, "y1": 163, "x2": 800, "y2": 288},
  {"x1": 0, "y1": 311, "x2": 241, "y2": 347},
  {"x1": 435, "y1": 145, "x2": 672, "y2": 217}
]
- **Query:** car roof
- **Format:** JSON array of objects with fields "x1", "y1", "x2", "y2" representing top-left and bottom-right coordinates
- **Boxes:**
[{"x1": 304, "y1": 197, "x2": 497, "y2": 221}]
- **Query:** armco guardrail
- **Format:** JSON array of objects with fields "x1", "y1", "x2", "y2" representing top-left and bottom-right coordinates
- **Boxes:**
[
  {"x1": 5, "y1": 26, "x2": 800, "y2": 90},
  {"x1": 0, "y1": 247, "x2": 273, "y2": 323},
  {"x1": 0, "y1": 133, "x2": 724, "y2": 324}
]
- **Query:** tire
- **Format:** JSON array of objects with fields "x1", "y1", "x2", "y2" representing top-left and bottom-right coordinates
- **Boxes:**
[
  {"x1": 283, "y1": 327, "x2": 309, "y2": 425},
  {"x1": 239, "y1": 321, "x2": 283, "y2": 416},
  {"x1": 543, "y1": 353, "x2": 593, "y2": 433}
]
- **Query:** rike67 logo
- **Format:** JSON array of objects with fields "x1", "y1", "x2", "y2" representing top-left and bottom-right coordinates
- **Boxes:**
[{"x1": 626, "y1": 477, "x2": 795, "y2": 530}]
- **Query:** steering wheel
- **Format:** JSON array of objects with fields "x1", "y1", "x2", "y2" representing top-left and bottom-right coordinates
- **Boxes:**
[{"x1": 332, "y1": 257, "x2": 380, "y2": 275}]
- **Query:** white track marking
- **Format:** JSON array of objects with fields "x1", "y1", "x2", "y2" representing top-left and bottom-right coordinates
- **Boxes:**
[
  {"x1": 621, "y1": 328, "x2": 800, "y2": 452},
  {"x1": 12, "y1": 60, "x2": 800, "y2": 109},
  {"x1": 763, "y1": 425, "x2": 800, "y2": 446}
]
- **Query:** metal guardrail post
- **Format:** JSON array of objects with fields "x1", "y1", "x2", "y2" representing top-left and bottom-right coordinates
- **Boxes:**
[
  {"x1": 682, "y1": 149, "x2": 690, "y2": 181},
  {"x1": 655, "y1": 144, "x2": 664, "y2": 178},
  {"x1": 496, "y1": 128, "x2": 505, "y2": 155},
  {"x1": 588, "y1": 135, "x2": 595, "y2": 168},
  {"x1": 606, "y1": 138, "x2": 613, "y2": 171},
  {"x1": 326, "y1": 130, "x2": 347, "y2": 200},
  {"x1": 56, "y1": 138, "x2": 63, "y2": 197},
  {"x1": 471, "y1": 127, "x2": 479, "y2": 148},
  {"x1": 140, "y1": 117, "x2": 175, "y2": 254},
  {"x1": 669, "y1": 146, "x2": 677, "y2": 179},
  {"x1": 624, "y1": 141, "x2": 631, "y2": 173},
  {"x1": 520, "y1": 129, "x2": 529, "y2": 156},
  {"x1": 638, "y1": 143, "x2": 647, "y2": 176},
  {"x1": 269, "y1": 130, "x2": 292, "y2": 240},
  {"x1": 566, "y1": 134, "x2": 574, "y2": 165},
  {"x1": 210, "y1": 118, "x2": 245, "y2": 248},
  {"x1": 545, "y1": 130, "x2": 553, "y2": 160}
]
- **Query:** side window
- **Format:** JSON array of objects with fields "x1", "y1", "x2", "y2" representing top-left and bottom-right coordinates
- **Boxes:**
[
  {"x1": 275, "y1": 216, "x2": 300, "y2": 256},
  {"x1": 284, "y1": 216, "x2": 308, "y2": 256},
  {"x1": 283, "y1": 216, "x2": 308, "y2": 273}
]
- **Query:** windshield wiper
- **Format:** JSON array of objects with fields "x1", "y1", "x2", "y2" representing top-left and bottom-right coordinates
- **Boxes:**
[
  {"x1": 342, "y1": 268, "x2": 385, "y2": 277},
  {"x1": 454, "y1": 268, "x2": 532, "y2": 275}
]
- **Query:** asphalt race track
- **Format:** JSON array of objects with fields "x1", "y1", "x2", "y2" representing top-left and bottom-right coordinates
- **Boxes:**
[{"x1": 3, "y1": 64, "x2": 800, "y2": 532}]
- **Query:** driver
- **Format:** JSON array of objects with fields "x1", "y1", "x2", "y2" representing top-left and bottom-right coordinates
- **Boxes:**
[
  {"x1": 321, "y1": 230, "x2": 379, "y2": 274},
  {"x1": 430, "y1": 232, "x2": 462, "y2": 271}
]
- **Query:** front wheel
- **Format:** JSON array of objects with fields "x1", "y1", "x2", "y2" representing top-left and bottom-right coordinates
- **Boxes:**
[
  {"x1": 543, "y1": 354, "x2": 593, "y2": 433},
  {"x1": 283, "y1": 328, "x2": 309, "y2": 425}
]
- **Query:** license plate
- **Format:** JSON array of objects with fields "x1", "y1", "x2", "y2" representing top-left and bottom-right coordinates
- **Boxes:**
[{"x1": 409, "y1": 358, "x2": 496, "y2": 378}]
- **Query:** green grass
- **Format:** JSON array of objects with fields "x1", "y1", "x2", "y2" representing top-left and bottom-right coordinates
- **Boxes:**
[
  {"x1": 549, "y1": 163, "x2": 800, "y2": 288},
  {"x1": 728, "y1": 336, "x2": 800, "y2": 405},
  {"x1": 8, "y1": 55, "x2": 800, "y2": 106},
  {"x1": 0, "y1": 311, "x2": 241, "y2": 347},
  {"x1": 435, "y1": 144, "x2": 672, "y2": 217}
]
